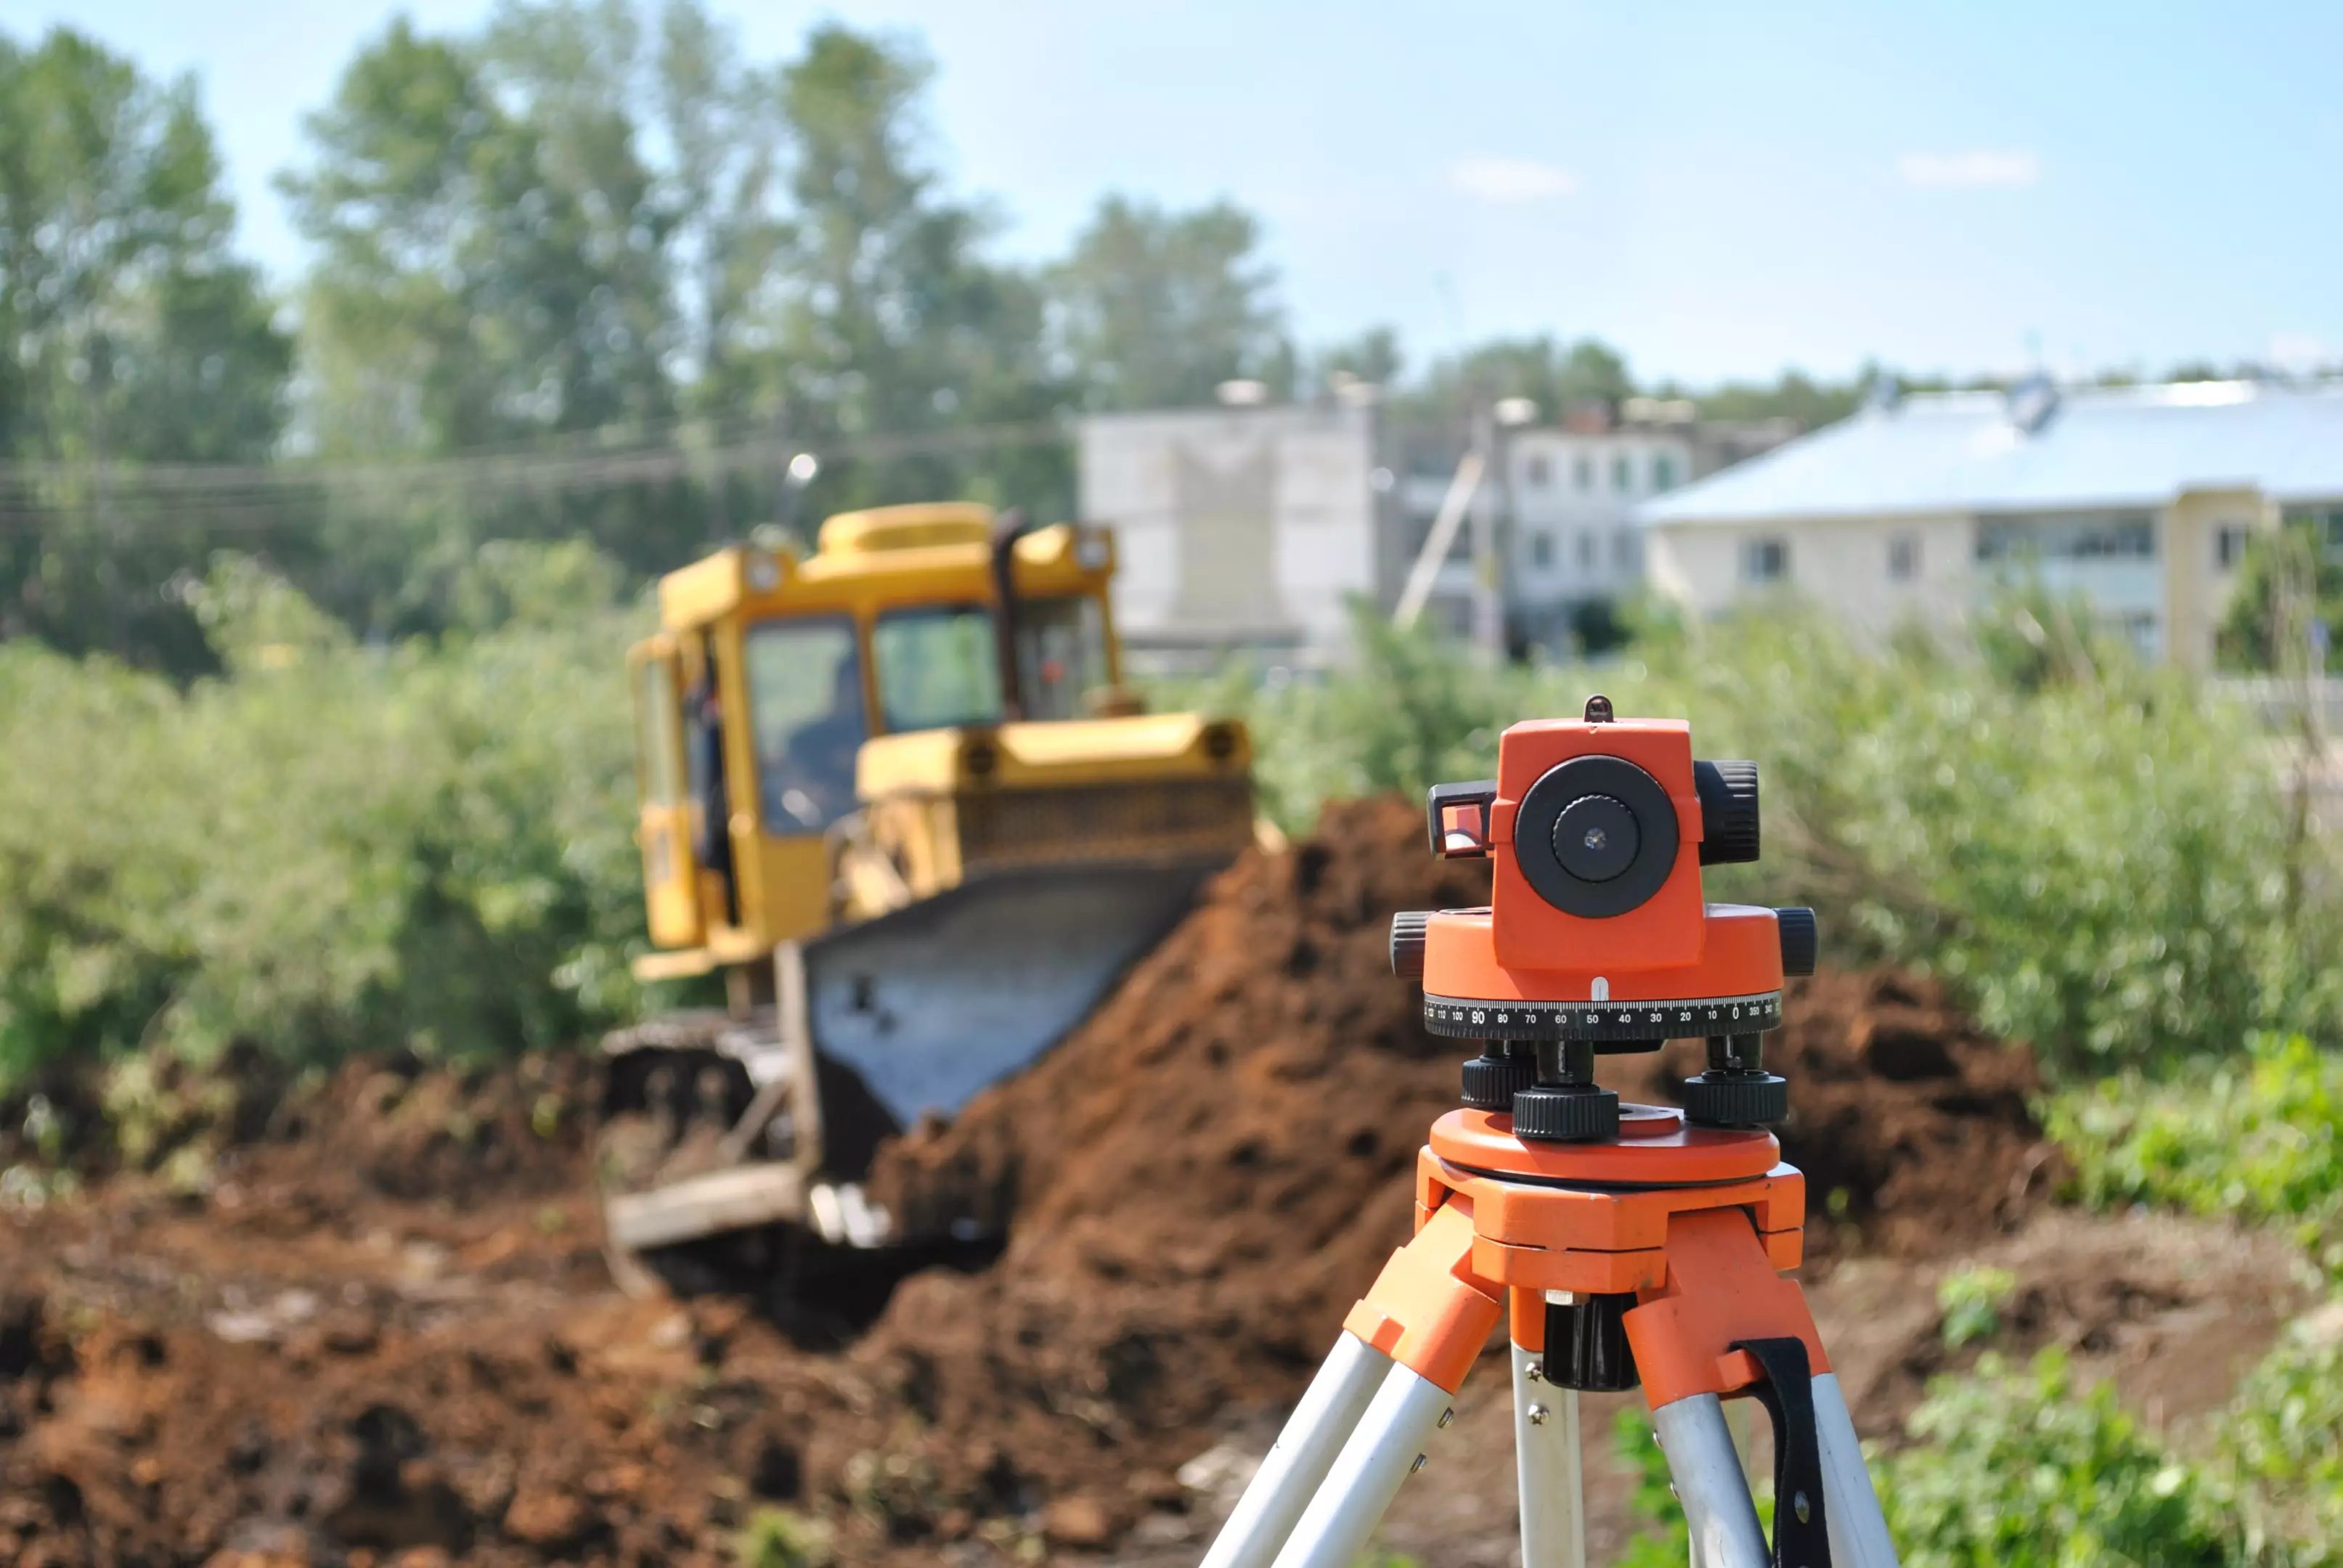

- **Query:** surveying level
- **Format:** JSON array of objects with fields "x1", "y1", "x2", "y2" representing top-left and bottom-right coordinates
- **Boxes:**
[{"x1": 1197, "y1": 699, "x2": 1896, "y2": 1568}]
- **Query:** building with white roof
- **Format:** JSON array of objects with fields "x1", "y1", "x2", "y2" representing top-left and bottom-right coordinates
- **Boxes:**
[{"x1": 1639, "y1": 379, "x2": 2343, "y2": 669}]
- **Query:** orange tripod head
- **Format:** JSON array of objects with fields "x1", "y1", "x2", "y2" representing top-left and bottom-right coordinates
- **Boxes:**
[{"x1": 1390, "y1": 696, "x2": 1817, "y2": 1141}]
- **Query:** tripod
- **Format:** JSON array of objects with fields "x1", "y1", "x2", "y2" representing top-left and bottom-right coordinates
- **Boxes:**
[{"x1": 1196, "y1": 1101, "x2": 1899, "y2": 1568}]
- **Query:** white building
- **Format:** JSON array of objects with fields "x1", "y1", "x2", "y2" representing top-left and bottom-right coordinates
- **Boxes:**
[
  {"x1": 1078, "y1": 403, "x2": 1385, "y2": 669},
  {"x1": 1640, "y1": 380, "x2": 2343, "y2": 669}
]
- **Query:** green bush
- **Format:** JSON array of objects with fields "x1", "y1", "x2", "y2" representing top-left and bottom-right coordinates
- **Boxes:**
[
  {"x1": 2222, "y1": 1315, "x2": 2343, "y2": 1552},
  {"x1": 0, "y1": 549, "x2": 651, "y2": 1086},
  {"x1": 1877, "y1": 1352, "x2": 2243, "y2": 1567},
  {"x1": 1197, "y1": 601, "x2": 2336, "y2": 1072},
  {"x1": 2047, "y1": 1033, "x2": 2343, "y2": 1275},
  {"x1": 1937, "y1": 1265, "x2": 2020, "y2": 1351}
]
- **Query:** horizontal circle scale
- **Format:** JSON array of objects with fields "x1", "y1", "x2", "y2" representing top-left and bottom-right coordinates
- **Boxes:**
[{"x1": 1422, "y1": 990, "x2": 1784, "y2": 1040}]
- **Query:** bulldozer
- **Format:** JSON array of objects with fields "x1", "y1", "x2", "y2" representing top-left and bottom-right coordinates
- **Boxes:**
[{"x1": 599, "y1": 502, "x2": 1255, "y2": 1304}]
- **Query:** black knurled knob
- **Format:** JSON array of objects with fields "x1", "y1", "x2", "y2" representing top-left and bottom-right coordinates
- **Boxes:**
[
  {"x1": 1389, "y1": 911, "x2": 1431, "y2": 979},
  {"x1": 1512, "y1": 1084, "x2": 1621, "y2": 1142},
  {"x1": 1545, "y1": 1292, "x2": 1640, "y2": 1392},
  {"x1": 1775, "y1": 906, "x2": 1818, "y2": 977},
  {"x1": 1462, "y1": 1048, "x2": 1539, "y2": 1110},
  {"x1": 1695, "y1": 759, "x2": 1761, "y2": 865},
  {"x1": 1682, "y1": 1071, "x2": 1789, "y2": 1127}
]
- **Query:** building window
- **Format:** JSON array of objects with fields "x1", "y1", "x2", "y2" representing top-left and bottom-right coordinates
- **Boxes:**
[
  {"x1": 1525, "y1": 454, "x2": 1552, "y2": 489},
  {"x1": 1530, "y1": 531, "x2": 1554, "y2": 568},
  {"x1": 1573, "y1": 455, "x2": 1593, "y2": 491},
  {"x1": 1976, "y1": 512, "x2": 2156, "y2": 561},
  {"x1": 1887, "y1": 534, "x2": 1920, "y2": 582},
  {"x1": 1742, "y1": 536, "x2": 1789, "y2": 584},
  {"x1": 1613, "y1": 530, "x2": 1640, "y2": 571},
  {"x1": 2215, "y1": 523, "x2": 2252, "y2": 571},
  {"x1": 1576, "y1": 531, "x2": 1596, "y2": 569},
  {"x1": 1652, "y1": 452, "x2": 1679, "y2": 492},
  {"x1": 1612, "y1": 453, "x2": 1634, "y2": 494}
]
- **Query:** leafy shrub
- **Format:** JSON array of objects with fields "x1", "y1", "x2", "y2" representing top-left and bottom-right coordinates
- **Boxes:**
[
  {"x1": 1937, "y1": 1265, "x2": 2019, "y2": 1350},
  {"x1": 736, "y1": 1506, "x2": 835, "y2": 1568},
  {"x1": 2222, "y1": 1312, "x2": 2343, "y2": 1553},
  {"x1": 2047, "y1": 1033, "x2": 2343, "y2": 1275},
  {"x1": 1877, "y1": 1352, "x2": 2243, "y2": 1567},
  {"x1": 0, "y1": 550, "x2": 651, "y2": 1086}
]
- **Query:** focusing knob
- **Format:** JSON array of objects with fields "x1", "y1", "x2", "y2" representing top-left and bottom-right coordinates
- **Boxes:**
[
  {"x1": 1389, "y1": 911, "x2": 1430, "y2": 979},
  {"x1": 1695, "y1": 760, "x2": 1761, "y2": 865},
  {"x1": 1775, "y1": 907, "x2": 1818, "y2": 976}
]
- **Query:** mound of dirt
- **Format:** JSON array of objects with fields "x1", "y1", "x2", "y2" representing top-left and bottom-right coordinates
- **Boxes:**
[
  {"x1": 1611, "y1": 967, "x2": 2057, "y2": 1259},
  {"x1": 0, "y1": 795, "x2": 2064, "y2": 1566}
]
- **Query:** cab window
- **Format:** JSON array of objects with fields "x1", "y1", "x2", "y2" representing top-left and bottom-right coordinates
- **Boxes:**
[
  {"x1": 1016, "y1": 595, "x2": 1109, "y2": 721},
  {"x1": 873, "y1": 605, "x2": 1003, "y2": 732},
  {"x1": 744, "y1": 616, "x2": 865, "y2": 832},
  {"x1": 634, "y1": 657, "x2": 684, "y2": 805}
]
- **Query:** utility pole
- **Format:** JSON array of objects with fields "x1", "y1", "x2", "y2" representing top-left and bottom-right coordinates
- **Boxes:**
[{"x1": 1469, "y1": 406, "x2": 1503, "y2": 656}]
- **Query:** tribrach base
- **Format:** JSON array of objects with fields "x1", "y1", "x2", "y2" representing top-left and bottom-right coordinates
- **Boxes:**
[{"x1": 1197, "y1": 1107, "x2": 1899, "y2": 1568}]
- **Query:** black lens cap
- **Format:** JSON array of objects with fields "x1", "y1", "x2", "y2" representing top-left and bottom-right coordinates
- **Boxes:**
[{"x1": 1552, "y1": 794, "x2": 1639, "y2": 882}]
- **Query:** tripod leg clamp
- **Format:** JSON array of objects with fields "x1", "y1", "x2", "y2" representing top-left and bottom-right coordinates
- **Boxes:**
[
  {"x1": 1341, "y1": 1199, "x2": 1503, "y2": 1395},
  {"x1": 1623, "y1": 1208, "x2": 1830, "y2": 1409}
]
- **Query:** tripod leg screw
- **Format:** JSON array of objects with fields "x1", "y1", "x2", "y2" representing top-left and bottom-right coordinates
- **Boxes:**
[
  {"x1": 1793, "y1": 1491, "x2": 1811, "y2": 1524},
  {"x1": 1409, "y1": 1455, "x2": 1427, "y2": 1474},
  {"x1": 1437, "y1": 1408, "x2": 1454, "y2": 1429},
  {"x1": 1526, "y1": 1403, "x2": 1549, "y2": 1426}
]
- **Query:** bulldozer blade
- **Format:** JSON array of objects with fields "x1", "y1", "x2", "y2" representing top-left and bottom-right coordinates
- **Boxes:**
[{"x1": 802, "y1": 861, "x2": 1210, "y2": 1151}]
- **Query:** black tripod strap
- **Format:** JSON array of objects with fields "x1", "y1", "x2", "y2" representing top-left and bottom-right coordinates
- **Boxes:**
[{"x1": 1730, "y1": 1336, "x2": 1830, "y2": 1568}]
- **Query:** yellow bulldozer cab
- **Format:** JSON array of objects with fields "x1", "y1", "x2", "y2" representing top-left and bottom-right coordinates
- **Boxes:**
[{"x1": 626, "y1": 502, "x2": 1250, "y2": 984}]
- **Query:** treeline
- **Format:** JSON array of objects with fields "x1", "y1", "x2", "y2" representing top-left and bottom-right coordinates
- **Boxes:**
[{"x1": 0, "y1": 4, "x2": 1888, "y2": 677}]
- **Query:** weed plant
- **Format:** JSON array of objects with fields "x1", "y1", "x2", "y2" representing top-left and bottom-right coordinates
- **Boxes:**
[
  {"x1": 0, "y1": 547, "x2": 650, "y2": 1086},
  {"x1": 2048, "y1": 1033, "x2": 2343, "y2": 1276}
]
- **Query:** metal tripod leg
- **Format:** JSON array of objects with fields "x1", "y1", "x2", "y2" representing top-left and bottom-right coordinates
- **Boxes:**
[
  {"x1": 1812, "y1": 1373, "x2": 1899, "y2": 1568},
  {"x1": 1513, "y1": 1341, "x2": 1585, "y2": 1568},
  {"x1": 1200, "y1": 1333, "x2": 1390, "y2": 1568},
  {"x1": 1651, "y1": 1395, "x2": 1770, "y2": 1568},
  {"x1": 1268, "y1": 1359, "x2": 1454, "y2": 1568}
]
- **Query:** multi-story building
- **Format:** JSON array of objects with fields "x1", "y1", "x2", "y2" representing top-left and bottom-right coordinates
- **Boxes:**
[
  {"x1": 1639, "y1": 379, "x2": 2343, "y2": 669},
  {"x1": 1077, "y1": 396, "x2": 1792, "y2": 669}
]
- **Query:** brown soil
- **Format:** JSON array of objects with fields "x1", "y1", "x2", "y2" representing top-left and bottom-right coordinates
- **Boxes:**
[{"x1": 0, "y1": 796, "x2": 2306, "y2": 1567}]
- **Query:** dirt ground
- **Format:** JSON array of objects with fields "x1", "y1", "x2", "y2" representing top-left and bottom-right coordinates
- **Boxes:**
[{"x1": 0, "y1": 798, "x2": 2317, "y2": 1567}]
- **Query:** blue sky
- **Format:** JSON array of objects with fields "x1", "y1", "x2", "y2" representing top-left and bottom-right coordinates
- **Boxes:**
[{"x1": 7, "y1": 1, "x2": 2340, "y2": 387}]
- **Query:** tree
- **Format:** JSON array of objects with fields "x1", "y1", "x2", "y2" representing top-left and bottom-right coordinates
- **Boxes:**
[
  {"x1": 280, "y1": 9, "x2": 675, "y2": 457},
  {"x1": 1048, "y1": 195, "x2": 1287, "y2": 411},
  {"x1": 1397, "y1": 335, "x2": 1631, "y2": 428},
  {"x1": 2218, "y1": 518, "x2": 2342, "y2": 673},
  {"x1": 762, "y1": 23, "x2": 1064, "y2": 524},
  {"x1": 1310, "y1": 325, "x2": 1403, "y2": 395},
  {"x1": 650, "y1": 0, "x2": 791, "y2": 415},
  {"x1": 0, "y1": 25, "x2": 291, "y2": 668}
]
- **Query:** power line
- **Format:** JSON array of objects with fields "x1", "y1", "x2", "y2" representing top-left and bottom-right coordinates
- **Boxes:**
[{"x1": 0, "y1": 414, "x2": 1075, "y2": 539}]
